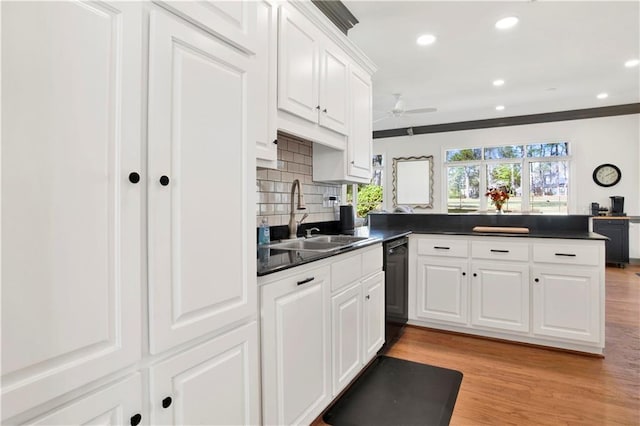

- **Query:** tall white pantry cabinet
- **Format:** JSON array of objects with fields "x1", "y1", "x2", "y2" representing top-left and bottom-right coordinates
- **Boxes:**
[{"x1": 1, "y1": 1, "x2": 262, "y2": 424}]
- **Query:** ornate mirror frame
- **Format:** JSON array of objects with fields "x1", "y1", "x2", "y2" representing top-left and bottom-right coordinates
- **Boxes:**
[{"x1": 392, "y1": 155, "x2": 434, "y2": 208}]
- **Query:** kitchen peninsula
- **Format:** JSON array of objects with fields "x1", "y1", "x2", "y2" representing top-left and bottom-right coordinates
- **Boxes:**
[{"x1": 369, "y1": 213, "x2": 607, "y2": 355}]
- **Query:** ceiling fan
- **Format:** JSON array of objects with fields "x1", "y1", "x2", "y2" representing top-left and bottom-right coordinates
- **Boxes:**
[{"x1": 373, "y1": 93, "x2": 437, "y2": 123}]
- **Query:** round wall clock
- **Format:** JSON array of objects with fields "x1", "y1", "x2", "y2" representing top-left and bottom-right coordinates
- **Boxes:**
[{"x1": 592, "y1": 163, "x2": 621, "y2": 187}]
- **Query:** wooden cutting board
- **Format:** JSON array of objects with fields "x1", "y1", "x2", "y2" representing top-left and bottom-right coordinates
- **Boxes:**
[{"x1": 472, "y1": 226, "x2": 530, "y2": 234}]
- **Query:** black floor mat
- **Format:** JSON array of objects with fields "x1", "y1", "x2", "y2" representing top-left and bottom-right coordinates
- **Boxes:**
[{"x1": 323, "y1": 355, "x2": 463, "y2": 426}]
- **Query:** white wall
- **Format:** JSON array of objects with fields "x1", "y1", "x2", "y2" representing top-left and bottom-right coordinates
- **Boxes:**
[{"x1": 373, "y1": 114, "x2": 640, "y2": 257}]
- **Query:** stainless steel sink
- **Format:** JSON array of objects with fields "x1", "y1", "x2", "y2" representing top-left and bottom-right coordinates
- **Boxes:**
[
  {"x1": 267, "y1": 239, "x2": 344, "y2": 252},
  {"x1": 306, "y1": 235, "x2": 369, "y2": 244},
  {"x1": 267, "y1": 235, "x2": 372, "y2": 252}
]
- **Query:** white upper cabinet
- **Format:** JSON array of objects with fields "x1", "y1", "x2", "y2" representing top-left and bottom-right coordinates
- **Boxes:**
[
  {"x1": 277, "y1": 4, "x2": 320, "y2": 123},
  {"x1": 318, "y1": 43, "x2": 350, "y2": 135},
  {"x1": 154, "y1": 1, "x2": 259, "y2": 53},
  {"x1": 255, "y1": 0, "x2": 279, "y2": 167},
  {"x1": 147, "y1": 10, "x2": 256, "y2": 354},
  {"x1": 347, "y1": 65, "x2": 373, "y2": 180},
  {"x1": 1, "y1": 1, "x2": 143, "y2": 419}
]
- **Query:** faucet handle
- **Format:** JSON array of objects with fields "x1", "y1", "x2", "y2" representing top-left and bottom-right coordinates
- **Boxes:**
[{"x1": 305, "y1": 227, "x2": 321, "y2": 238}]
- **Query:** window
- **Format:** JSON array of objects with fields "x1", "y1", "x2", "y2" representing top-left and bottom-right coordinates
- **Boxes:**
[
  {"x1": 347, "y1": 155, "x2": 384, "y2": 220},
  {"x1": 445, "y1": 142, "x2": 570, "y2": 214}
]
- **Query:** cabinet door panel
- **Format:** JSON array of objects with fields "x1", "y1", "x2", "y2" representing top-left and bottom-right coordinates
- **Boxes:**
[
  {"x1": 148, "y1": 11, "x2": 256, "y2": 354},
  {"x1": 471, "y1": 262, "x2": 529, "y2": 333},
  {"x1": 26, "y1": 374, "x2": 142, "y2": 426},
  {"x1": 416, "y1": 257, "x2": 468, "y2": 324},
  {"x1": 331, "y1": 283, "x2": 362, "y2": 396},
  {"x1": 150, "y1": 322, "x2": 259, "y2": 426},
  {"x1": 277, "y1": 5, "x2": 319, "y2": 123},
  {"x1": 532, "y1": 267, "x2": 601, "y2": 343},
  {"x1": 1, "y1": 1, "x2": 142, "y2": 418},
  {"x1": 363, "y1": 272, "x2": 385, "y2": 362},
  {"x1": 155, "y1": 1, "x2": 258, "y2": 53},
  {"x1": 261, "y1": 269, "x2": 330, "y2": 425},
  {"x1": 318, "y1": 45, "x2": 349, "y2": 135},
  {"x1": 348, "y1": 66, "x2": 373, "y2": 179}
]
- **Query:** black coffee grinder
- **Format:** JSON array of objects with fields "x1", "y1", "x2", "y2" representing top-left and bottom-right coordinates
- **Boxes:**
[{"x1": 610, "y1": 196, "x2": 625, "y2": 216}]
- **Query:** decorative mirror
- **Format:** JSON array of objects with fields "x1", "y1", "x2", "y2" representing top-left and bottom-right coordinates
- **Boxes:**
[{"x1": 392, "y1": 156, "x2": 434, "y2": 208}]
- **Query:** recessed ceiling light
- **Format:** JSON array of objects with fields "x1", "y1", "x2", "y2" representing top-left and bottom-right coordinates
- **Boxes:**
[
  {"x1": 596, "y1": 93, "x2": 608, "y2": 99},
  {"x1": 495, "y1": 105, "x2": 505, "y2": 111},
  {"x1": 625, "y1": 59, "x2": 640, "y2": 68},
  {"x1": 495, "y1": 16, "x2": 519, "y2": 30},
  {"x1": 416, "y1": 34, "x2": 436, "y2": 46},
  {"x1": 493, "y1": 79, "x2": 505, "y2": 86}
]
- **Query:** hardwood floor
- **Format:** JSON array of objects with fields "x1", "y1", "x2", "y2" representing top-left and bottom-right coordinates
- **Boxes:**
[{"x1": 318, "y1": 265, "x2": 640, "y2": 425}]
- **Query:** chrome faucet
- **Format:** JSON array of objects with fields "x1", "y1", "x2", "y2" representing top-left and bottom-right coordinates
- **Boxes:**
[
  {"x1": 288, "y1": 179, "x2": 307, "y2": 239},
  {"x1": 305, "y1": 227, "x2": 320, "y2": 238}
]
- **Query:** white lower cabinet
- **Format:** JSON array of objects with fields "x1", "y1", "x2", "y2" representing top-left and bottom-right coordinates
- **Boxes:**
[
  {"x1": 331, "y1": 282, "x2": 363, "y2": 396},
  {"x1": 150, "y1": 322, "x2": 260, "y2": 426},
  {"x1": 531, "y1": 267, "x2": 601, "y2": 344},
  {"x1": 362, "y1": 271, "x2": 386, "y2": 363},
  {"x1": 24, "y1": 374, "x2": 142, "y2": 426},
  {"x1": 415, "y1": 257, "x2": 469, "y2": 325},
  {"x1": 261, "y1": 265, "x2": 331, "y2": 426},
  {"x1": 470, "y1": 262, "x2": 529, "y2": 333},
  {"x1": 408, "y1": 234, "x2": 605, "y2": 354},
  {"x1": 261, "y1": 244, "x2": 384, "y2": 424}
]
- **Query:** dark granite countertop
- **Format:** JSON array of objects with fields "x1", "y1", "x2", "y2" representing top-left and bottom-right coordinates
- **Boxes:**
[
  {"x1": 257, "y1": 236, "x2": 383, "y2": 277},
  {"x1": 257, "y1": 214, "x2": 610, "y2": 276}
]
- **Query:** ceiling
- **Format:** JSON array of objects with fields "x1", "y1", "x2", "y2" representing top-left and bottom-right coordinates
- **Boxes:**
[{"x1": 342, "y1": 1, "x2": 640, "y2": 131}]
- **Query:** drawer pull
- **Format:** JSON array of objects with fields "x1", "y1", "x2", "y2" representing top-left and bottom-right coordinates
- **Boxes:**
[
  {"x1": 297, "y1": 277, "x2": 315, "y2": 286},
  {"x1": 434, "y1": 246, "x2": 450, "y2": 250},
  {"x1": 555, "y1": 253, "x2": 577, "y2": 257},
  {"x1": 490, "y1": 249, "x2": 509, "y2": 253}
]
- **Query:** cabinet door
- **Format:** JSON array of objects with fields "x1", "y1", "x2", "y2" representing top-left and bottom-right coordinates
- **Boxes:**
[
  {"x1": 261, "y1": 268, "x2": 331, "y2": 426},
  {"x1": 1, "y1": 2, "x2": 142, "y2": 418},
  {"x1": 532, "y1": 267, "x2": 601, "y2": 343},
  {"x1": 150, "y1": 322, "x2": 259, "y2": 426},
  {"x1": 471, "y1": 262, "x2": 529, "y2": 333},
  {"x1": 348, "y1": 66, "x2": 373, "y2": 179},
  {"x1": 363, "y1": 272, "x2": 386, "y2": 362},
  {"x1": 148, "y1": 11, "x2": 256, "y2": 354},
  {"x1": 255, "y1": 0, "x2": 278, "y2": 167},
  {"x1": 331, "y1": 282, "x2": 363, "y2": 396},
  {"x1": 25, "y1": 374, "x2": 142, "y2": 426},
  {"x1": 318, "y1": 44, "x2": 349, "y2": 135},
  {"x1": 155, "y1": 1, "x2": 258, "y2": 53},
  {"x1": 277, "y1": 5, "x2": 319, "y2": 123},
  {"x1": 416, "y1": 257, "x2": 468, "y2": 324}
]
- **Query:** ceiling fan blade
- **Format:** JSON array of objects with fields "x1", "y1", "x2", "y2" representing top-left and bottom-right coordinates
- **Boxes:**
[{"x1": 405, "y1": 107, "x2": 437, "y2": 114}]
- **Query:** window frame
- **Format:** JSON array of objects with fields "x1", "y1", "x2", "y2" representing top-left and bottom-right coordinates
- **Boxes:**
[{"x1": 443, "y1": 142, "x2": 572, "y2": 214}]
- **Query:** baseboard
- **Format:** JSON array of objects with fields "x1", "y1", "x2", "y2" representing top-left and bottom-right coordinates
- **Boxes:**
[{"x1": 630, "y1": 258, "x2": 640, "y2": 265}]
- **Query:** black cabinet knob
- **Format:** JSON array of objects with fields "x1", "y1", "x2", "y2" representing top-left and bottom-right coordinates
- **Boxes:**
[
  {"x1": 462, "y1": 272, "x2": 466, "y2": 276},
  {"x1": 534, "y1": 278, "x2": 540, "y2": 283},
  {"x1": 273, "y1": 139, "x2": 278, "y2": 145},
  {"x1": 130, "y1": 413, "x2": 142, "y2": 426},
  {"x1": 322, "y1": 108, "x2": 327, "y2": 113},
  {"x1": 162, "y1": 396, "x2": 173, "y2": 408},
  {"x1": 473, "y1": 273, "x2": 477, "y2": 277},
  {"x1": 365, "y1": 294, "x2": 370, "y2": 300},
  {"x1": 129, "y1": 172, "x2": 140, "y2": 184},
  {"x1": 159, "y1": 175, "x2": 170, "y2": 186}
]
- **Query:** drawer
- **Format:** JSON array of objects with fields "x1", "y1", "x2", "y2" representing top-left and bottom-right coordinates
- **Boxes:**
[
  {"x1": 417, "y1": 238, "x2": 468, "y2": 258},
  {"x1": 331, "y1": 252, "x2": 362, "y2": 293},
  {"x1": 471, "y1": 240, "x2": 529, "y2": 262},
  {"x1": 362, "y1": 245, "x2": 383, "y2": 277},
  {"x1": 533, "y1": 243, "x2": 600, "y2": 266}
]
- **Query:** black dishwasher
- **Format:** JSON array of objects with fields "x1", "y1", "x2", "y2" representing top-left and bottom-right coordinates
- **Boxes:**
[{"x1": 383, "y1": 236, "x2": 408, "y2": 348}]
